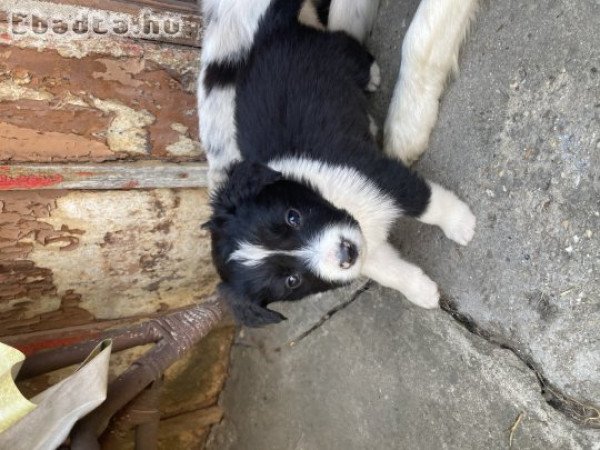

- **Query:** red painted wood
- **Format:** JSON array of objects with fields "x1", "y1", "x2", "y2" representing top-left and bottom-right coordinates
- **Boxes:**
[{"x1": 0, "y1": 174, "x2": 64, "y2": 189}]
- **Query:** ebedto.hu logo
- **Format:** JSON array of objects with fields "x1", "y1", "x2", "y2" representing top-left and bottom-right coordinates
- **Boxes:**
[{"x1": 1, "y1": 0, "x2": 194, "y2": 40}]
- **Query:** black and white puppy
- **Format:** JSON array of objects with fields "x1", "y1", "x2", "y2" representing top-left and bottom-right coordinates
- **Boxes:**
[{"x1": 200, "y1": 0, "x2": 477, "y2": 326}]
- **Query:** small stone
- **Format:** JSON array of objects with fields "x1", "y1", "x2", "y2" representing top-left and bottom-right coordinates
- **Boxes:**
[
  {"x1": 585, "y1": 230, "x2": 592, "y2": 238},
  {"x1": 565, "y1": 245, "x2": 573, "y2": 254}
]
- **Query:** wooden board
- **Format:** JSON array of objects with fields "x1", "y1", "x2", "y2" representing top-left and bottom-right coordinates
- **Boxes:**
[
  {"x1": 0, "y1": 22, "x2": 203, "y2": 162},
  {"x1": 0, "y1": 188, "x2": 218, "y2": 337},
  {"x1": 0, "y1": 162, "x2": 209, "y2": 190}
]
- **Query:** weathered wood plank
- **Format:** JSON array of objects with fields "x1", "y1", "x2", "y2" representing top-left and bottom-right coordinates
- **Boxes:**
[
  {"x1": 0, "y1": 24, "x2": 202, "y2": 162},
  {"x1": 0, "y1": 188, "x2": 218, "y2": 336},
  {"x1": 0, "y1": 162, "x2": 208, "y2": 190}
]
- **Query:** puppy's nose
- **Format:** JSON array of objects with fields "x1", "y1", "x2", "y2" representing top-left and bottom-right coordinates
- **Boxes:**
[{"x1": 338, "y1": 240, "x2": 358, "y2": 269}]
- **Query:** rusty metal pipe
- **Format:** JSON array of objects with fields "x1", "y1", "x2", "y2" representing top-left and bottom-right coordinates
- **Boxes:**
[
  {"x1": 17, "y1": 322, "x2": 164, "y2": 380},
  {"x1": 70, "y1": 297, "x2": 225, "y2": 450}
]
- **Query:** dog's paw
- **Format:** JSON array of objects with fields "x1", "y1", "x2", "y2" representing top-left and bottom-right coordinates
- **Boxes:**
[
  {"x1": 442, "y1": 200, "x2": 476, "y2": 246},
  {"x1": 420, "y1": 183, "x2": 476, "y2": 246},
  {"x1": 405, "y1": 274, "x2": 440, "y2": 309},
  {"x1": 366, "y1": 62, "x2": 381, "y2": 92}
]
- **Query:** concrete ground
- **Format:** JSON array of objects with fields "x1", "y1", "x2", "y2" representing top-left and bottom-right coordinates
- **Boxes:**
[{"x1": 208, "y1": 1, "x2": 600, "y2": 448}]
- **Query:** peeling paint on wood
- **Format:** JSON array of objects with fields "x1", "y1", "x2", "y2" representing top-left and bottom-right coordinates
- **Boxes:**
[
  {"x1": 0, "y1": 173, "x2": 63, "y2": 189},
  {"x1": 0, "y1": 190, "x2": 96, "y2": 335},
  {"x1": 0, "y1": 188, "x2": 218, "y2": 335},
  {"x1": 0, "y1": 34, "x2": 202, "y2": 160}
]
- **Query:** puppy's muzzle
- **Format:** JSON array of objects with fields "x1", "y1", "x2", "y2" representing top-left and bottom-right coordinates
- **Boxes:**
[{"x1": 338, "y1": 240, "x2": 358, "y2": 269}]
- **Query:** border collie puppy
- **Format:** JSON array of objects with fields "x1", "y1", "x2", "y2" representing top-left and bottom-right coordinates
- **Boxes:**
[{"x1": 200, "y1": 0, "x2": 477, "y2": 326}]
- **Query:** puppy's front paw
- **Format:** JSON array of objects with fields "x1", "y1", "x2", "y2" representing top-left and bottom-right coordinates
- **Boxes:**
[
  {"x1": 442, "y1": 200, "x2": 476, "y2": 246},
  {"x1": 406, "y1": 275, "x2": 440, "y2": 309},
  {"x1": 366, "y1": 62, "x2": 381, "y2": 92},
  {"x1": 420, "y1": 183, "x2": 476, "y2": 246}
]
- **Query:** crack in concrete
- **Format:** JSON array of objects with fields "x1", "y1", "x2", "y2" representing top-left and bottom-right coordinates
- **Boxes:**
[
  {"x1": 287, "y1": 281, "x2": 374, "y2": 347},
  {"x1": 277, "y1": 280, "x2": 599, "y2": 429},
  {"x1": 440, "y1": 295, "x2": 600, "y2": 429}
]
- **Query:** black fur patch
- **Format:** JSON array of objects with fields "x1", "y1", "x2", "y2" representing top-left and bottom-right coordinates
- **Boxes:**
[
  {"x1": 203, "y1": 59, "x2": 246, "y2": 93},
  {"x1": 315, "y1": 0, "x2": 332, "y2": 27}
]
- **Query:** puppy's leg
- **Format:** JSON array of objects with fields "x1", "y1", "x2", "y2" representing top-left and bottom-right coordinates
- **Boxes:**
[
  {"x1": 328, "y1": 0, "x2": 381, "y2": 43},
  {"x1": 383, "y1": 164, "x2": 475, "y2": 246},
  {"x1": 384, "y1": 0, "x2": 478, "y2": 165},
  {"x1": 418, "y1": 181, "x2": 476, "y2": 246},
  {"x1": 362, "y1": 242, "x2": 439, "y2": 309}
]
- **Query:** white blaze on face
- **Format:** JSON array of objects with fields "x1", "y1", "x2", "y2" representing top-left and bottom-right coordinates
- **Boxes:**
[
  {"x1": 304, "y1": 224, "x2": 364, "y2": 282},
  {"x1": 228, "y1": 224, "x2": 364, "y2": 283}
]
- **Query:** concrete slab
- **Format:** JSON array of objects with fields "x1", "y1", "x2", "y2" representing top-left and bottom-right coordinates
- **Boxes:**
[
  {"x1": 208, "y1": 285, "x2": 598, "y2": 449},
  {"x1": 208, "y1": 0, "x2": 600, "y2": 447},
  {"x1": 372, "y1": 0, "x2": 600, "y2": 406}
]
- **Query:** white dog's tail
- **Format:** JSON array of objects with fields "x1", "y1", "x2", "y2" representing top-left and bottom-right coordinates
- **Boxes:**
[{"x1": 384, "y1": 0, "x2": 479, "y2": 165}]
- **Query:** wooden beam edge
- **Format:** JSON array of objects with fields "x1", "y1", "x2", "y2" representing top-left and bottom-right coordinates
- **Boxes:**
[{"x1": 0, "y1": 161, "x2": 209, "y2": 190}]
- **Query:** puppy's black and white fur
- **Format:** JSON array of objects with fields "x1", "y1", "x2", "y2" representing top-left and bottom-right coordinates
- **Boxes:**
[{"x1": 200, "y1": 0, "x2": 477, "y2": 326}]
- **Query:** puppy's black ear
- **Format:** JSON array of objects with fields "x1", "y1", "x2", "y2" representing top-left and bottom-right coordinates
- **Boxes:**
[
  {"x1": 219, "y1": 283, "x2": 286, "y2": 327},
  {"x1": 216, "y1": 160, "x2": 282, "y2": 210}
]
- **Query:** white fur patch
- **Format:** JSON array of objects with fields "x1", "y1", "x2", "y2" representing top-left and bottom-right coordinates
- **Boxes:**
[
  {"x1": 361, "y1": 242, "x2": 440, "y2": 309},
  {"x1": 384, "y1": 0, "x2": 479, "y2": 165},
  {"x1": 328, "y1": 0, "x2": 381, "y2": 43},
  {"x1": 200, "y1": 0, "x2": 273, "y2": 64},
  {"x1": 366, "y1": 61, "x2": 381, "y2": 92},
  {"x1": 418, "y1": 182, "x2": 476, "y2": 245},
  {"x1": 229, "y1": 241, "x2": 284, "y2": 267},
  {"x1": 368, "y1": 114, "x2": 379, "y2": 139},
  {"x1": 268, "y1": 157, "x2": 401, "y2": 249},
  {"x1": 198, "y1": 85, "x2": 241, "y2": 190}
]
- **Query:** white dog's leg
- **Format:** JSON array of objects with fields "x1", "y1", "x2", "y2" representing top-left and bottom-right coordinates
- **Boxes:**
[
  {"x1": 328, "y1": 0, "x2": 380, "y2": 43},
  {"x1": 384, "y1": 0, "x2": 478, "y2": 165},
  {"x1": 362, "y1": 242, "x2": 439, "y2": 309},
  {"x1": 418, "y1": 181, "x2": 476, "y2": 246}
]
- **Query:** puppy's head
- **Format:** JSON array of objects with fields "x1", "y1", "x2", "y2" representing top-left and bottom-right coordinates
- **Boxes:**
[{"x1": 205, "y1": 160, "x2": 364, "y2": 327}]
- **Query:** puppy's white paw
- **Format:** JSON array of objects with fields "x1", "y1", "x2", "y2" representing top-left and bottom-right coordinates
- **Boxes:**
[
  {"x1": 420, "y1": 183, "x2": 476, "y2": 246},
  {"x1": 405, "y1": 275, "x2": 440, "y2": 309},
  {"x1": 442, "y1": 200, "x2": 476, "y2": 246},
  {"x1": 366, "y1": 62, "x2": 381, "y2": 92}
]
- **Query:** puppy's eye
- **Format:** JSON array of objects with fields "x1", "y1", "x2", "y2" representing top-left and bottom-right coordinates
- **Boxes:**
[
  {"x1": 286, "y1": 274, "x2": 302, "y2": 290},
  {"x1": 285, "y1": 208, "x2": 302, "y2": 228}
]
